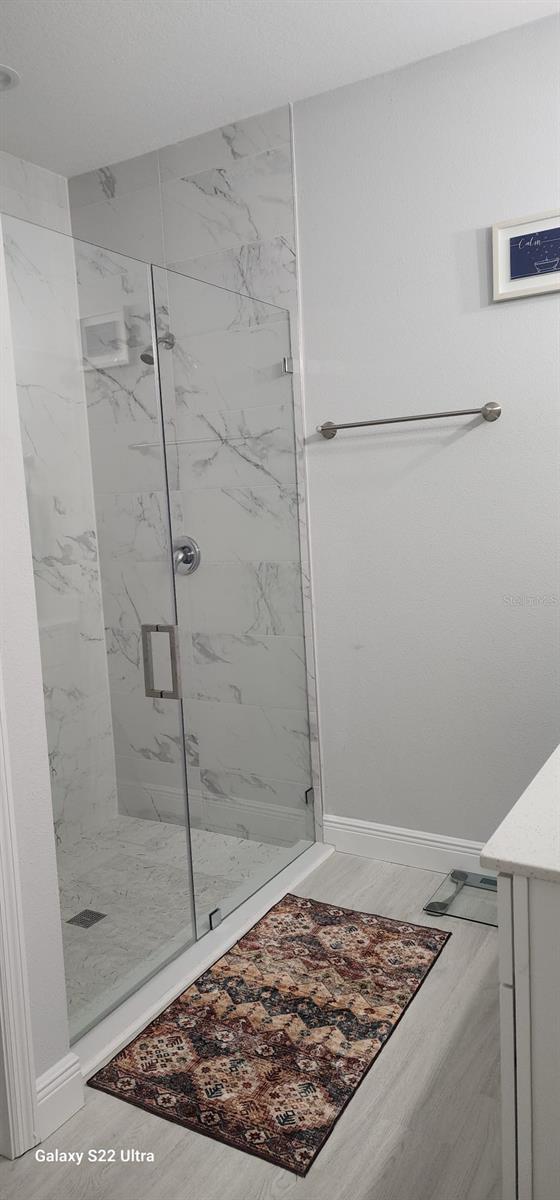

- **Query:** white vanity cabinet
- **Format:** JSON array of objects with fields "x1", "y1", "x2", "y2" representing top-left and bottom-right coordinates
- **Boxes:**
[{"x1": 481, "y1": 747, "x2": 560, "y2": 1200}]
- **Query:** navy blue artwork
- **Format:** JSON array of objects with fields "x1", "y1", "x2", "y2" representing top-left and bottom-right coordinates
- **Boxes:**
[{"x1": 509, "y1": 226, "x2": 560, "y2": 280}]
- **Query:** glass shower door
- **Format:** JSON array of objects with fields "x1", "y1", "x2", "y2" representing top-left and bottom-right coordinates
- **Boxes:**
[
  {"x1": 152, "y1": 266, "x2": 315, "y2": 934},
  {"x1": 2, "y1": 215, "x2": 197, "y2": 1041}
]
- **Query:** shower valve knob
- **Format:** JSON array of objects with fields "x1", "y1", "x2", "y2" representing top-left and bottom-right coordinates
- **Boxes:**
[{"x1": 173, "y1": 537, "x2": 201, "y2": 576}]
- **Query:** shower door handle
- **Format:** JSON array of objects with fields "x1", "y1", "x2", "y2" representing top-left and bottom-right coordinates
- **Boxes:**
[{"x1": 141, "y1": 624, "x2": 181, "y2": 699}]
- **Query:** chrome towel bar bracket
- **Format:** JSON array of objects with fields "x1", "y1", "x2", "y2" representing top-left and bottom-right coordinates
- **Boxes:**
[{"x1": 318, "y1": 401, "x2": 501, "y2": 438}]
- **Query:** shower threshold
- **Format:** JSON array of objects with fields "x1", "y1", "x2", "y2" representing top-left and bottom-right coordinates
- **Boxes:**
[{"x1": 72, "y1": 840, "x2": 333, "y2": 1081}]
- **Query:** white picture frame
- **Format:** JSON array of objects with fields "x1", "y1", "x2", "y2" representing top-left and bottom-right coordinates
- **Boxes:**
[
  {"x1": 80, "y1": 310, "x2": 129, "y2": 369},
  {"x1": 492, "y1": 210, "x2": 560, "y2": 301}
]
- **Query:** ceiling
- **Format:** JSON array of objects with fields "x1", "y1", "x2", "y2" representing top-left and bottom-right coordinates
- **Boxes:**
[{"x1": 1, "y1": 0, "x2": 558, "y2": 178}]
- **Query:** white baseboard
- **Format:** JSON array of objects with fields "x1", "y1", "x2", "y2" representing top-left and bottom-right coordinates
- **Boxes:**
[
  {"x1": 323, "y1": 813, "x2": 483, "y2": 874},
  {"x1": 36, "y1": 1052, "x2": 84, "y2": 1141},
  {"x1": 75, "y1": 841, "x2": 333, "y2": 1080},
  {"x1": 119, "y1": 782, "x2": 312, "y2": 846}
]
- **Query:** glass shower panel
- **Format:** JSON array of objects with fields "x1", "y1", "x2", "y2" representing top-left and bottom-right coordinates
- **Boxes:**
[
  {"x1": 151, "y1": 266, "x2": 315, "y2": 933},
  {"x1": 2, "y1": 216, "x2": 196, "y2": 1041}
]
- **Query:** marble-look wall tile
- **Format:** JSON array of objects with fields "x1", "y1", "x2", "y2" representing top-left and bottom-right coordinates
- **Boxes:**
[
  {"x1": 159, "y1": 323, "x2": 292, "y2": 444},
  {"x1": 2, "y1": 215, "x2": 118, "y2": 847},
  {"x1": 70, "y1": 185, "x2": 164, "y2": 266},
  {"x1": 112, "y1": 691, "x2": 184, "y2": 765},
  {"x1": 182, "y1": 483, "x2": 301, "y2": 563},
  {"x1": 169, "y1": 236, "x2": 296, "y2": 312},
  {"x1": 187, "y1": 633, "x2": 307, "y2": 709},
  {"x1": 186, "y1": 562, "x2": 305, "y2": 637},
  {"x1": 75, "y1": 242, "x2": 186, "y2": 837},
  {"x1": 158, "y1": 108, "x2": 290, "y2": 181},
  {"x1": 176, "y1": 426, "x2": 296, "y2": 491},
  {"x1": 101, "y1": 561, "x2": 178, "y2": 695},
  {"x1": 0, "y1": 150, "x2": 70, "y2": 234},
  {"x1": 200, "y1": 768, "x2": 307, "y2": 813},
  {"x1": 68, "y1": 104, "x2": 323, "y2": 849},
  {"x1": 161, "y1": 148, "x2": 294, "y2": 264},
  {"x1": 185, "y1": 698, "x2": 311, "y2": 785},
  {"x1": 68, "y1": 151, "x2": 159, "y2": 209}
]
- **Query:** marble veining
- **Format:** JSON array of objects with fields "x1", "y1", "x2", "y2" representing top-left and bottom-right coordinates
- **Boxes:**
[
  {"x1": 169, "y1": 235, "x2": 297, "y2": 314},
  {"x1": 2, "y1": 215, "x2": 118, "y2": 846},
  {"x1": 57, "y1": 813, "x2": 298, "y2": 1040},
  {"x1": 67, "y1": 102, "x2": 322, "y2": 857},
  {"x1": 0, "y1": 150, "x2": 70, "y2": 234},
  {"x1": 161, "y1": 148, "x2": 295, "y2": 264}
]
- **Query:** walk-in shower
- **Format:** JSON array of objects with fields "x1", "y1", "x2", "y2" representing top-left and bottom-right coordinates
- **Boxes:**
[{"x1": 2, "y1": 213, "x2": 315, "y2": 1042}]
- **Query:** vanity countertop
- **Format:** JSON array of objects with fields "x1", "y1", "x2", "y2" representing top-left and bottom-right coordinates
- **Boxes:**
[{"x1": 481, "y1": 745, "x2": 560, "y2": 883}]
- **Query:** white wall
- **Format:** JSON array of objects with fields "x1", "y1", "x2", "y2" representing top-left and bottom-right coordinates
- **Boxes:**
[{"x1": 294, "y1": 16, "x2": 560, "y2": 842}]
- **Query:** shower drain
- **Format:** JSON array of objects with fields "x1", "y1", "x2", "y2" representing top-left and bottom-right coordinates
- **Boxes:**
[{"x1": 67, "y1": 909, "x2": 107, "y2": 928}]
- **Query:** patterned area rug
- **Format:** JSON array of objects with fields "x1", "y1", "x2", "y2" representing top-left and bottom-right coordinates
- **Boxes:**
[{"x1": 89, "y1": 893, "x2": 450, "y2": 1175}]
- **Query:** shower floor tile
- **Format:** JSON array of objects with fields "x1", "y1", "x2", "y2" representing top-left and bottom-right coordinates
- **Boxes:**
[{"x1": 57, "y1": 815, "x2": 293, "y2": 1042}]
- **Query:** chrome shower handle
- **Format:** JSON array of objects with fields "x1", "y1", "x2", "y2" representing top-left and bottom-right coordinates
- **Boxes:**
[
  {"x1": 141, "y1": 624, "x2": 181, "y2": 699},
  {"x1": 173, "y1": 536, "x2": 201, "y2": 576}
]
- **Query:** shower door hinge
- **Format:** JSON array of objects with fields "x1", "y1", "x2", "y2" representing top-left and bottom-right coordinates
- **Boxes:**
[
  {"x1": 282, "y1": 356, "x2": 294, "y2": 375},
  {"x1": 305, "y1": 787, "x2": 314, "y2": 807}
]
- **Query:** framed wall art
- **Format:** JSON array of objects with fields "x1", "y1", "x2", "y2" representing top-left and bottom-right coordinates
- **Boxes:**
[{"x1": 492, "y1": 210, "x2": 560, "y2": 301}]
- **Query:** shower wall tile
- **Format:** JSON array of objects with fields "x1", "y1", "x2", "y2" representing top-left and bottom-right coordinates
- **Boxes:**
[
  {"x1": 69, "y1": 104, "x2": 323, "y2": 843},
  {"x1": 96, "y1": 491, "x2": 172, "y2": 562},
  {"x1": 68, "y1": 151, "x2": 159, "y2": 208},
  {"x1": 172, "y1": 399, "x2": 293, "y2": 448},
  {"x1": 187, "y1": 634, "x2": 307, "y2": 709},
  {"x1": 0, "y1": 150, "x2": 70, "y2": 233},
  {"x1": 160, "y1": 324, "x2": 292, "y2": 442},
  {"x1": 186, "y1": 562, "x2": 305, "y2": 637},
  {"x1": 200, "y1": 768, "x2": 306, "y2": 813},
  {"x1": 70, "y1": 186, "x2": 164, "y2": 264},
  {"x1": 117, "y1": 779, "x2": 187, "y2": 826},
  {"x1": 74, "y1": 242, "x2": 184, "y2": 834},
  {"x1": 112, "y1": 691, "x2": 184, "y2": 765},
  {"x1": 182, "y1": 484, "x2": 301, "y2": 563},
  {"x1": 164, "y1": 270, "x2": 280, "y2": 338},
  {"x1": 158, "y1": 108, "x2": 290, "y2": 181},
  {"x1": 176, "y1": 427, "x2": 296, "y2": 491},
  {"x1": 160, "y1": 147, "x2": 294, "y2": 263},
  {"x1": 185, "y1": 699, "x2": 311, "y2": 785},
  {"x1": 102, "y1": 563, "x2": 176, "y2": 695},
  {"x1": 2, "y1": 214, "x2": 118, "y2": 847},
  {"x1": 168, "y1": 236, "x2": 296, "y2": 312},
  {"x1": 116, "y1": 752, "x2": 194, "y2": 794}
]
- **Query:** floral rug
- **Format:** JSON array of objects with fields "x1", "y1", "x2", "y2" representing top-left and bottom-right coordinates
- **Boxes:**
[{"x1": 89, "y1": 893, "x2": 450, "y2": 1175}]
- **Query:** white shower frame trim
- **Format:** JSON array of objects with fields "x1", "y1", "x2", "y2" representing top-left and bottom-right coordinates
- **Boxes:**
[
  {"x1": 0, "y1": 671, "x2": 38, "y2": 1158},
  {"x1": 0, "y1": 219, "x2": 84, "y2": 1157},
  {"x1": 76, "y1": 841, "x2": 333, "y2": 1080}
]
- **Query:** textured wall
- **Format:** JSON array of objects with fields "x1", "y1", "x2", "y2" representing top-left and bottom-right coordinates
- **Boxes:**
[{"x1": 293, "y1": 17, "x2": 560, "y2": 841}]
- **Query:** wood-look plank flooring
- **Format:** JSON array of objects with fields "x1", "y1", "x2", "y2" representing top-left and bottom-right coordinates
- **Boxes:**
[{"x1": 0, "y1": 852, "x2": 501, "y2": 1200}]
